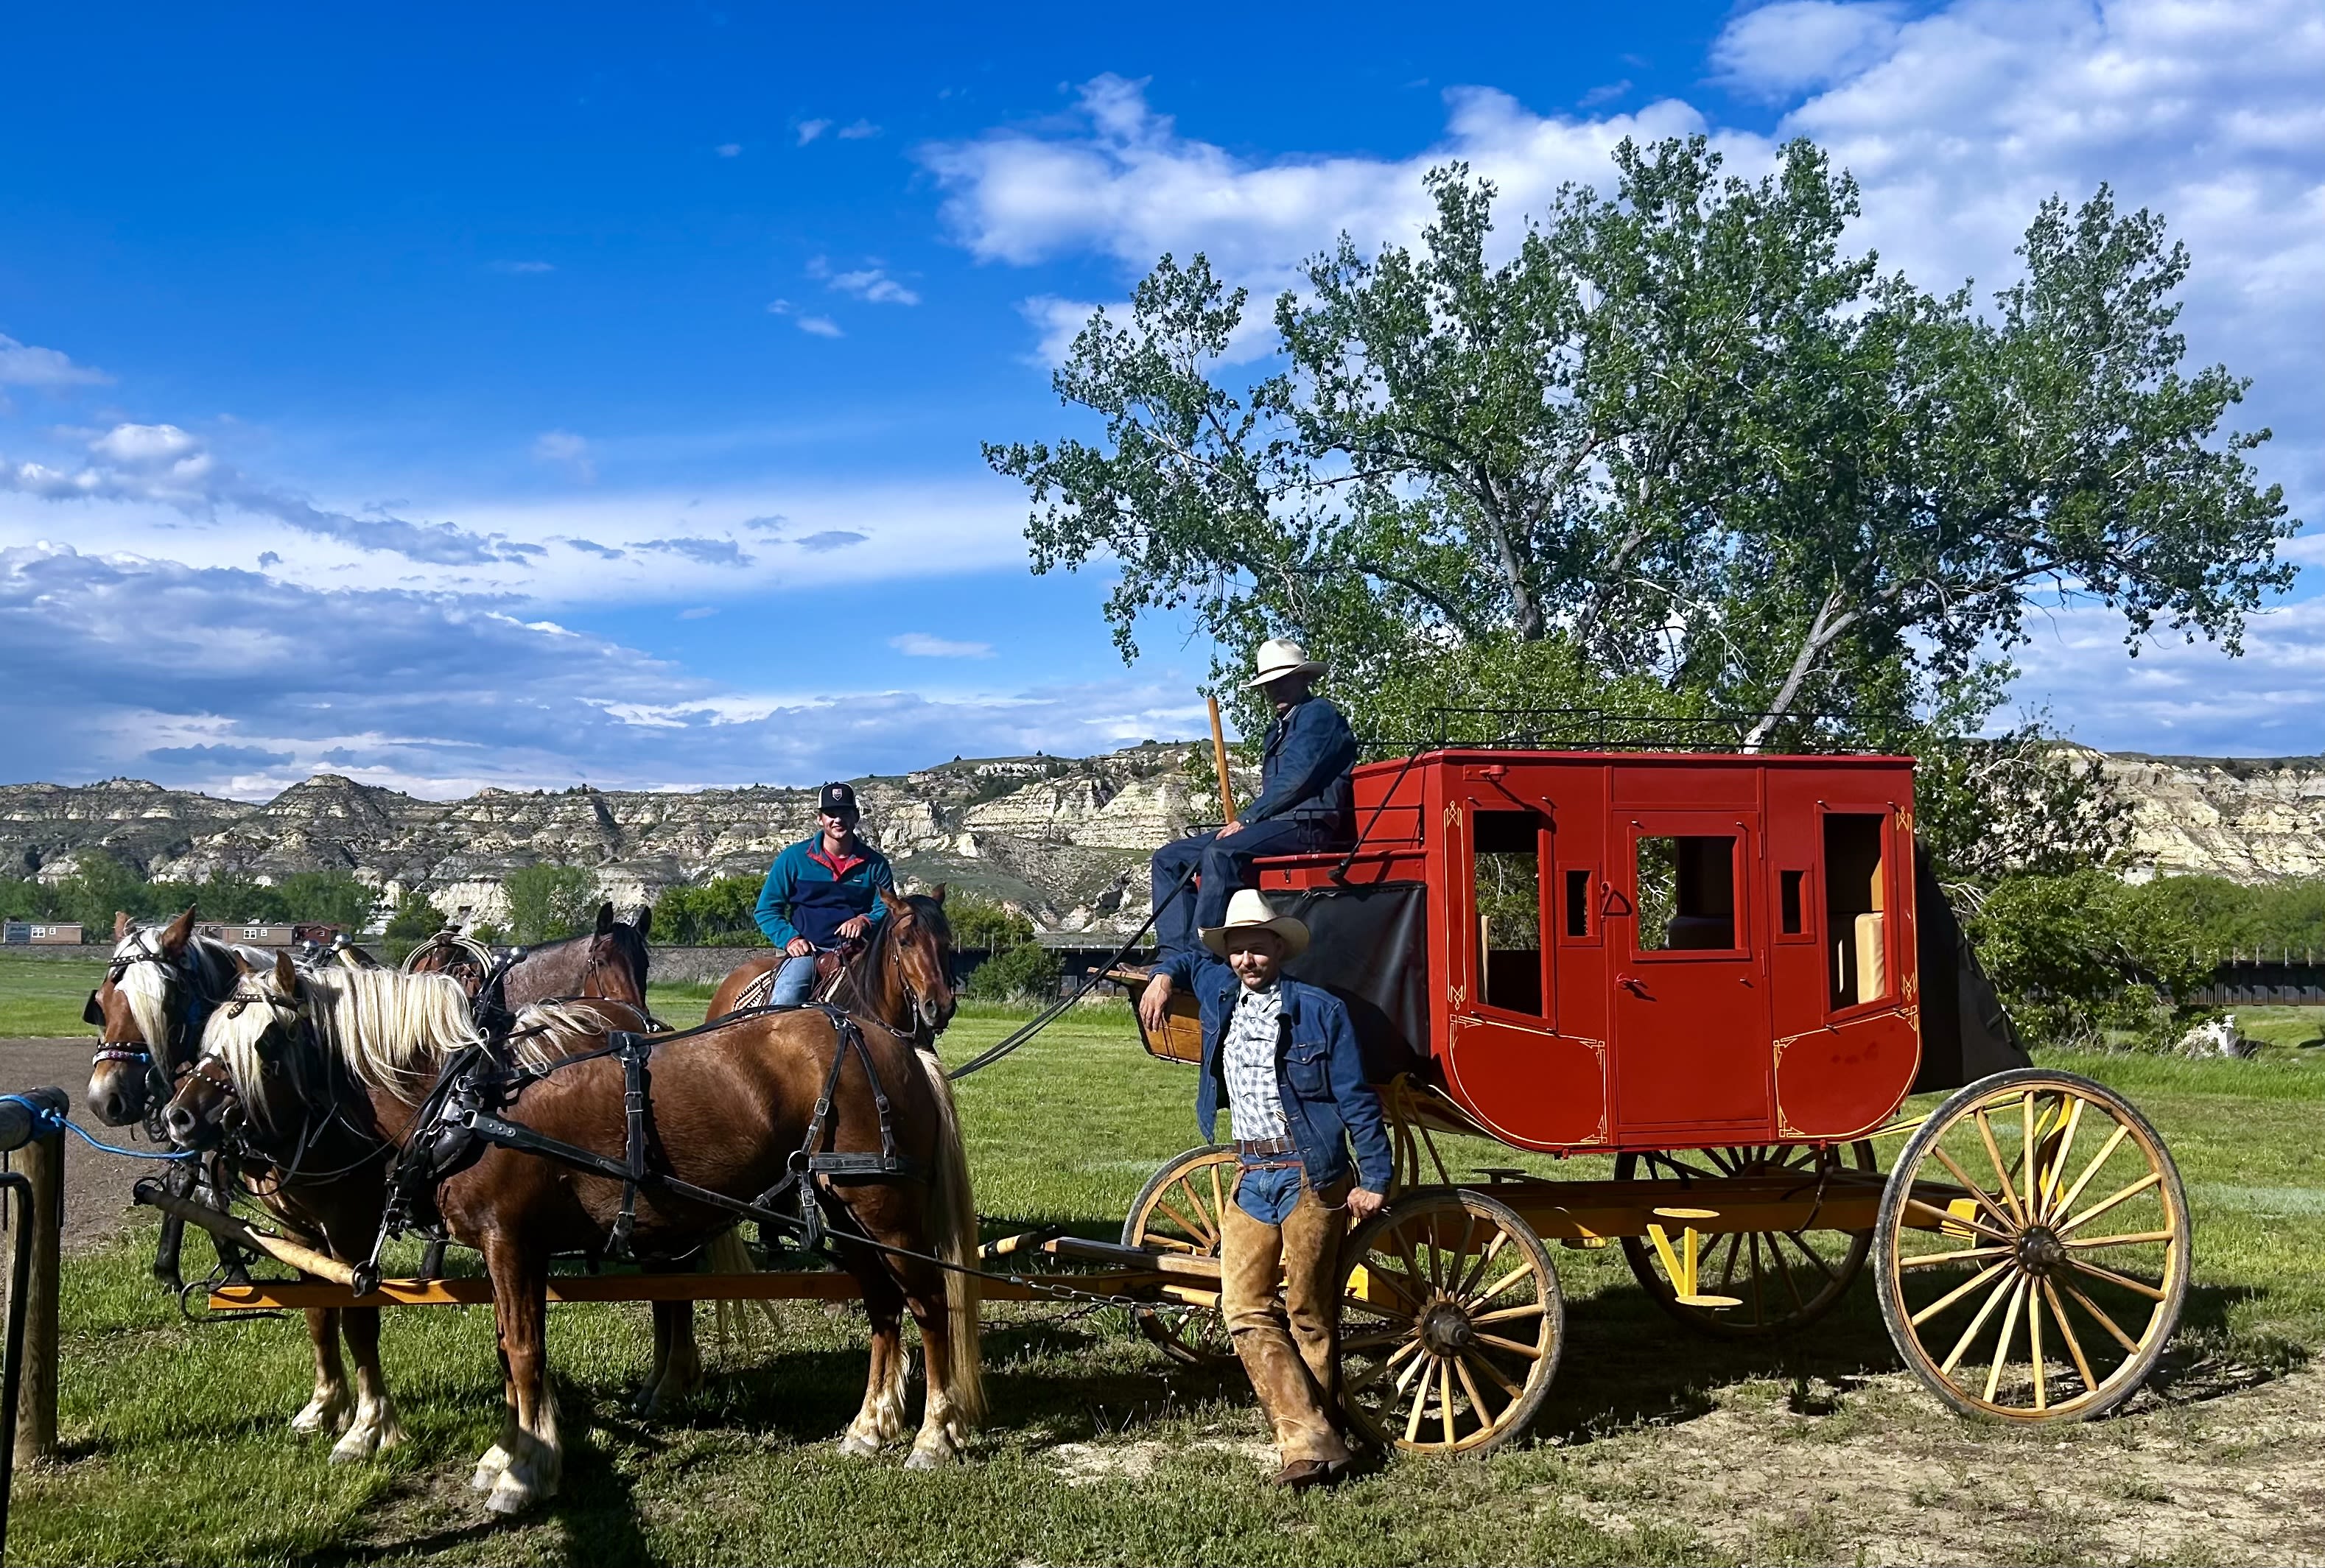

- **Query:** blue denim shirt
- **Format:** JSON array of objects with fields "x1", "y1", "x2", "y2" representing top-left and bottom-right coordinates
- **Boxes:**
[
  {"x1": 1160, "y1": 951, "x2": 1395, "y2": 1194},
  {"x1": 1243, "y1": 696, "x2": 1358, "y2": 834}
]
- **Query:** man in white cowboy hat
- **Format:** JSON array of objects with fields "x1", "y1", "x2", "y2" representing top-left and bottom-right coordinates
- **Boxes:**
[
  {"x1": 1149, "y1": 637, "x2": 1358, "y2": 963},
  {"x1": 1138, "y1": 888, "x2": 1392, "y2": 1489}
]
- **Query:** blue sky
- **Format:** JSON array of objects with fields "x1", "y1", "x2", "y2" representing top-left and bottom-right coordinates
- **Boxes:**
[{"x1": 2, "y1": 1, "x2": 2318, "y2": 798}]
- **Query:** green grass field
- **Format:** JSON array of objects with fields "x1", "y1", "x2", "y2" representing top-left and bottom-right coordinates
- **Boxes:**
[{"x1": 3, "y1": 956, "x2": 2321, "y2": 1564}]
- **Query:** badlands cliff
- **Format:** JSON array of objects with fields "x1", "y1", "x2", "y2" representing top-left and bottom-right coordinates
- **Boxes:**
[{"x1": 2, "y1": 745, "x2": 2319, "y2": 934}]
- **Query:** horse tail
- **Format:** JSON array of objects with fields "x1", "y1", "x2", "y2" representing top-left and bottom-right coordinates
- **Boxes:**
[
  {"x1": 916, "y1": 1047, "x2": 985, "y2": 1427},
  {"x1": 704, "y1": 1227, "x2": 782, "y2": 1343}
]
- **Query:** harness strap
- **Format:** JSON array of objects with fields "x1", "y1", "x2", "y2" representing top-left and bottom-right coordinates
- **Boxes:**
[{"x1": 611, "y1": 1032, "x2": 653, "y2": 1258}]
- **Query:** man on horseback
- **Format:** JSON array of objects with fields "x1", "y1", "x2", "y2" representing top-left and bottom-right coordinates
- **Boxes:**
[
  {"x1": 753, "y1": 781, "x2": 898, "y2": 1008},
  {"x1": 1149, "y1": 639, "x2": 1358, "y2": 963},
  {"x1": 1137, "y1": 890, "x2": 1391, "y2": 1490}
]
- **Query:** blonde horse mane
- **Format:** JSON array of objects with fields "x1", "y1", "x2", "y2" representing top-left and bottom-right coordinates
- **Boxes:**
[
  {"x1": 108, "y1": 924, "x2": 243, "y2": 1061},
  {"x1": 206, "y1": 966, "x2": 513, "y2": 1111}
]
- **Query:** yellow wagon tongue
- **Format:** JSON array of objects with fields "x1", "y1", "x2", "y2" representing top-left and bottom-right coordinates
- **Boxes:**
[{"x1": 1648, "y1": 1207, "x2": 1742, "y2": 1309}]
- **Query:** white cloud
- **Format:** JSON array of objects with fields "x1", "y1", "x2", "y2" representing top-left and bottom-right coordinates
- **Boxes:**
[
  {"x1": 837, "y1": 119, "x2": 880, "y2": 140},
  {"x1": 0, "y1": 544, "x2": 1200, "y2": 795},
  {"x1": 890, "y1": 632, "x2": 994, "y2": 658},
  {"x1": 1018, "y1": 296, "x2": 1110, "y2": 365},
  {"x1": 531, "y1": 429, "x2": 595, "y2": 482},
  {"x1": 796, "y1": 315, "x2": 844, "y2": 338},
  {"x1": 797, "y1": 119, "x2": 832, "y2": 145},
  {"x1": 1711, "y1": 1, "x2": 1907, "y2": 99},
  {"x1": 0, "y1": 334, "x2": 110, "y2": 388},
  {"x1": 828, "y1": 267, "x2": 921, "y2": 306},
  {"x1": 490, "y1": 260, "x2": 555, "y2": 275},
  {"x1": 1, "y1": 422, "x2": 536, "y2": 566},
  {"x1": 715, "y1": 142, "x2": 741, "y2": 157},
  {"x1": 678, "y1": 605, "x2": 718, "y2": 619}
]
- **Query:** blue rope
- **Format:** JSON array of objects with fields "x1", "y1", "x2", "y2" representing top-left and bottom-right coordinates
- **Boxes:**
[{"x1": 0, "y1": 1094, "x2": 197, "y2": 1162}]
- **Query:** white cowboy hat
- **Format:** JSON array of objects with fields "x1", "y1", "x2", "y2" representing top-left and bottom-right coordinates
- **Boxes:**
[
  {"x1": 1245, "y1": 638, "x2": 1327, "y2": 689},
  {"x1": 1200, "y1": 887, "x2": 1310, "y2": 960}
]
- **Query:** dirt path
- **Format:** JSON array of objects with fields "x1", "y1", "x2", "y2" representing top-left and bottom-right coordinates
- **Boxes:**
[
  {"x1": 1544, "y1": 1359, "x2": 2325, "y2": 1565},
  {"x1": 0, "y1": 1038, "x2": 166, "y2": 1252}
]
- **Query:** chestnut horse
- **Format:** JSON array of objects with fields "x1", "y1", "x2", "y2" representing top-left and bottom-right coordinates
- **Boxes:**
[
  {"x1": 167, "y1": 888, "x2": 978, "y2": 1513},
  {"x1": 404, "y1": 902, "x2": 653, "y2": 1014},
  {"x1": 85, "y1": 907, "x2": 248, "y2": 1130}
]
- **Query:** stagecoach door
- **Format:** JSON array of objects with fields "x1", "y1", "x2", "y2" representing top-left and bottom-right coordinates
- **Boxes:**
[{"x1": 1610, "y1": 810, "x2": 1772, "y2": 1135}]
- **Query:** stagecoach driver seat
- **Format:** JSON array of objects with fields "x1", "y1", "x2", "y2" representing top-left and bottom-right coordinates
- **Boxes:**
[{"x1": 1149, "y1": 638, "x2": 1359, "y2": 966}]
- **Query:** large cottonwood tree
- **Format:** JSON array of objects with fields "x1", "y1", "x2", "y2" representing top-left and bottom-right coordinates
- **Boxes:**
[{"x1": 986, "y1": 137, "x2": 2292, "y2": 770}]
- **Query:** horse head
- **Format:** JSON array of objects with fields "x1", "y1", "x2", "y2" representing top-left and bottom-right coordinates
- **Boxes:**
[
  {"x1": 866, "y1": 887, "x2": 956, "y2": 1041},
  {"x1": 162, "y1": 948, "x2": 317, "y2": 1153},
  {"x1": 85, "y1": 906, "x2": 211, "y2": 1128},
  {"x1": 572, "y1": 901, "x2": 651, "y2": 1009}
]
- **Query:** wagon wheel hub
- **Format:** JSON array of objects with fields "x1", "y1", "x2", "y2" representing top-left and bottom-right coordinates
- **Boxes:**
[
  {"x1": 1417, "y1": 1301, "x2": 1476, "y2": 1358},
  {"x1": 2013, "y1": 1224, "x2": 2065, "y2": 1277}
]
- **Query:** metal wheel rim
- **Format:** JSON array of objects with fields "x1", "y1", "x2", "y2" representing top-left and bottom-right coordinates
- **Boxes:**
[
  {"x1": 1616, "y1": 1142, "x2": 1876, "y2": 1339},
  {"x1": 1336, "y1": 1188, "x2": 1563, "y2": 1456},
  {"x1": 1876, "y1": 1069, "x2": 2189, "y2": 1423}
]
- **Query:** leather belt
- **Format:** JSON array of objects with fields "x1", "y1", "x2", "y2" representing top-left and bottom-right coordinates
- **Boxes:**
[{"x1": 1235, "y1": 1136, "x2": 1296, "y2": 1159}]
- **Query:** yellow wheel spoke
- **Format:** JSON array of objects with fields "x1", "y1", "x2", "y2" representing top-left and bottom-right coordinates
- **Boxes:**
[
  {"x1": 1346, "y1": 1337, "x2": 1424, "y2": 1393},
  {"x1": 1470, "y1": 1302, "x2": 1546, "y2": 1326},
  {"x1": 2020, "y1": 1090, "x2": 2038, "y2": 1228},
  {"x1": 1392, "y1": 1342, "x2": 1434, "y2": 1396},
  {"x1": 1342, "y1": 1329, "x2": 1412, "y2": 1351},
  {"x1": 2038, "y1": 1097, "x2": 2086, "y2": 1220},
  {"x1": 2061, "y1": 1256, "x2": 2167, "y2": 1302},
  {"x1": 1440, "y1": 1360, "x2": 1458, "y2": 1447},
  {"x1": 1453, "y1": 1227, "x2": 1508, "y2": 1301},
  {"x1": 1939, "y1": 1266, "x2": 2020, "y2": 1376},
  {"x1": 2041, "y1": 1277, "x2": 2099, "y2": 1393},
  {"x1": 2051, "y1": 1122, "x2": 2132, "y2": 1221},
  {"x1": 1923, "y1": 1153, "x2": 2016, "y2": 1237},
  {"x1": 2058, "y1": 1172, "x2": 2164, "y2": 1237},
  {"x1": 1467, "y1": 1261, "x2": 1537, "y2": 1309},
  {"x1": 1974, "y1": 1106, "x2": 2027, "y2": 1226},
  {"x1": 2030, "y1": 1274, "x2": 2048, "y2": 1413},
  {"x1": 1207, "y1": 1161, "x2": 1225, "y2": 1234},
  {"x1": 1153, "y1": 1196, "x2": 1213, "y2": 1249},
  {"x1": 2063, "y1": 1229, "x2": 2176, "y2": 1250},
  {"x1": 1453, "y1": 1351, "x2": 1495, "y2": 1427},
  {"x1": 1982, "y1": 1276, "x2": 2029, "y2": 1403},
  {"x1": 1898, "y1": 1244, "x2": 2014, "y2": 1270},
  {"x1": 1475, "y1": 1332, "x2": 1542, "y2": 1360},
  {"x1": 2061, "y1": 1280, "x2": 2143, "y2": 1354},
  {"x1": 1403, "y1": 1363, "x2": 1432, "y2": 1444},
  {"x1": 1464, "y1": 1348, "x2": 1525, "y2": 1400}
]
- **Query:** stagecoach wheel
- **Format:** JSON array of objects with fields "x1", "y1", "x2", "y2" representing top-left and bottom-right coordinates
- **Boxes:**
[
  {"x1": 1336, "y1": 1188, "x2": 1563, "y2": 1457},
  {"x1": 1615, "y1": 1142, "x2": 1877, "y2": 1340},
  {"x1": 1121, "y1": 1145, "x2": 1240, "y2": 1366},
  {"x1": 1876, "y1": 1068, "x2": 2189, "y2": 1424}
]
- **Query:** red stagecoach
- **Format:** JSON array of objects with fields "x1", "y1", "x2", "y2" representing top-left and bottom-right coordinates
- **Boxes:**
[{"x1": 1123, "y1": 741, "x2": 2191, "y2": 1454}]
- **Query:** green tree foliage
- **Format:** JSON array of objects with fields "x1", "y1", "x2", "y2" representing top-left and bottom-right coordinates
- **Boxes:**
[
  {"x1": 382, "y1": 890, "x2": 446, "y2": 962},
  {"x1": 500, "y1": 865, "x2": 600, "y2": 945},
  {"x1": 273, "y1": 870, "x2": 377, "y2": 929},
  {"x1": 653, "y1": 876, "x2": 764, "y2": 946},
  {"x1": 988, "y1": 138, "x2": 2292, "y2": 877},
  {"x1": 2133, "y1": 874, "x2": 2325, "y2": 960},
  {"x1": 950, "y1": 893, "x2": 1059, "y2": 1001},
  {"x1": 1968, "y1": 871, "x2": 2210, "y2": 1049}
]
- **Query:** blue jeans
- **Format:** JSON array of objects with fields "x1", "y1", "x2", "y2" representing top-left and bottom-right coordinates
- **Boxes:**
[
  {"x1": 1149, "y1": 816, "x2": 1342, "y2": 961},
  {"x1": 1234, "y1": 1161, "x2": 1307, "y2": 1223},
  {"x1": 769, "y1": 952, "x2": 819, "y2": 1006}
]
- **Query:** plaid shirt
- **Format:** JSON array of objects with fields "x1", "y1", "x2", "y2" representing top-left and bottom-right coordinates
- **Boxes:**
[{"x1": 1221, "y1": 981, "x2": 1287, "y2": 1142}]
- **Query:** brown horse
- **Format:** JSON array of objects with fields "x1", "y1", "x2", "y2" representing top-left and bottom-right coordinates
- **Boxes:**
[
  {"x1": 404, "y1": 902, "x2": 653, "y2": 1014},
  {"x1": 84, "y1": 907, "x2": 248, "y2": 1129},
  {"x1": 166, "y1": 888, "x2": 978, "y2": 1513}
]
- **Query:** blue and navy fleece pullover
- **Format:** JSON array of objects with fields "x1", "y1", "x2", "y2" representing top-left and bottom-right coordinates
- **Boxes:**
[{"x1": 752, "y1": 835, "x2": 897, "y2": 949}]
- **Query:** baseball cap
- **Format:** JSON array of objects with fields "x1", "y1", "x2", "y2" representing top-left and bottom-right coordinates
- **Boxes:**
[{"x1": 818, "y1": 781, "x2": 859, "y2": 818}]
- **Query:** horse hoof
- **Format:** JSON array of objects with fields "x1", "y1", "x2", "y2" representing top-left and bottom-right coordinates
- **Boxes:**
[
  {"x1": 836, "y1": 1432, "x2": 882, "y2": 1460},
  {"x1": 290, "y1": 1397, "x2": 351, "y2": 1437},
  {"x1": 485, "y1": 1480, "x2": 535, "y2": 1516},
  {"x1": 905, "y1": 1443, "x2": 958, "y2": 1470},
  {"x1": 329, "y1": 1430, "x2": 376, "y2": 1465},
  {"x1": 469, "y1": 1446, "x2": 512, "y2": 1491}
]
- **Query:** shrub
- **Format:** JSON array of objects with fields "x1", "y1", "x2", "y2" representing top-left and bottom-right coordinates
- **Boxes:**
[
  {"x1": 1968, "y1": 871, "x2": 2209, "y2": 1050},
  {"x1": 654, "y1": 876, "x2": 764, "y2": 945},
  {"x1": 500, "y1": 865, "x2": 600, "y2": 944},
  {"x1": 964, "y1": 938, "x2": 1060, "y2": 1002}
]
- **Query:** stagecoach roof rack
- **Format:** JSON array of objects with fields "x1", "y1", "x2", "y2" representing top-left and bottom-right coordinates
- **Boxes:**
[{"x1": 1358, "y1": 707, "x2": 1902, "y2": 760}]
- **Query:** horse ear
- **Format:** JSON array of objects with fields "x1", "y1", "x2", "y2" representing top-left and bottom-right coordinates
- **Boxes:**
[
  {"x1": 878, "y1": 887, "x2": 905, "y2": 915},
  {"x1": 629, "y1": 904, "x2": 653, "y2": 940},
  {"x1": 929, "y1": 883, "x2": 947, "y2": 906},
  {"x1": 160, "y1": 905, "x2": 197, "y2": 957},
  {"x1": 273, "y1": 949, "x2": 298, "y2": 994},
  {"x1": 595, "y1": 901, "x2": 614, "y2": 936}
]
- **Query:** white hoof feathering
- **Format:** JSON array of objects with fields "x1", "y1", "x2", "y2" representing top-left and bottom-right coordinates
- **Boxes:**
[
  {"x1": 290, "y1": 1386, "x2": 353, "y2": 1437},
  {"x1": 329, "y1": 1402, "x2": 404, "y2": 1464},
  {"x1": 469, "y1": 1444, "x2": 513, "y2": 1492}
]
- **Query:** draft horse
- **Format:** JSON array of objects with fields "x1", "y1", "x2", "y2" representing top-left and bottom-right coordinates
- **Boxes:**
[
  {"x1": 404, "y1": 901, "x2": 653, "y2": 1014},
  {"x1": 166, "y1": 889, "x2": 981, "y2": 1513}
]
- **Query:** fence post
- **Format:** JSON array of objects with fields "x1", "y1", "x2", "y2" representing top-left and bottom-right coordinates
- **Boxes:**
[{"x1": 10, "y1": 1128, "x2": 58, "y2": 1467}]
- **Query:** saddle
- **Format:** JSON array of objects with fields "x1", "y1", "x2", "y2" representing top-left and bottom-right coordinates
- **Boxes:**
[{"x1": 733, "y1": 941, "x2": 860, "y2": 1012}]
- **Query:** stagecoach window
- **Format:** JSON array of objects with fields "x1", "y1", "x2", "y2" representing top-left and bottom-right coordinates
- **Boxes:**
[
  {"x1": 1635, "y1": 835, "x2": 1737, "y2": 952},
  {"x1": 1780, "y1": 870, "x2": 1806, "y2": 936},
  {"x1": 1564, "y1": 869, "x2": 1592, "y2": 939},
  {"x1": 1823, "y1": 813, "x2": 1888, "y2": 1008},
  {"x1": 1472, "y1": 810, "x2": 1546, "y2": 1016}
]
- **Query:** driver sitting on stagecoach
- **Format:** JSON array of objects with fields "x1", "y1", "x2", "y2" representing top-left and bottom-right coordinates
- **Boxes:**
[
  {"x1": 1149, "y1": 638, "x2": 1358, "y2": 963},
  {"x1": 752, "y1": 781, "x2": 899, "y2": 1008}
]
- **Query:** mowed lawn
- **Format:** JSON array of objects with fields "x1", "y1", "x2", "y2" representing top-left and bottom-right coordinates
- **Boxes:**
[{"x1": 1, "y1": 963, "x2": 2321, "y2": 1564}]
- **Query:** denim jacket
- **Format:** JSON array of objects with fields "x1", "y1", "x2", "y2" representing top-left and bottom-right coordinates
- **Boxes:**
[
  {"x1": 1243, "y1": 696, "x2": 1358, "y2": 834},
  {"x1": 1161, "y1": 950, "x2": 1395, "y2": 1193}
]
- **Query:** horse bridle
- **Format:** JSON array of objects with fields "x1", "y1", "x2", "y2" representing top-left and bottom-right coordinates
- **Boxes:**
[
  {"x1": 86, "y1": 935, "x2": 222, "y2": 1111},
  {"x1": 183, "y1": 987, "x2": 384, "y2": 1181}
]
